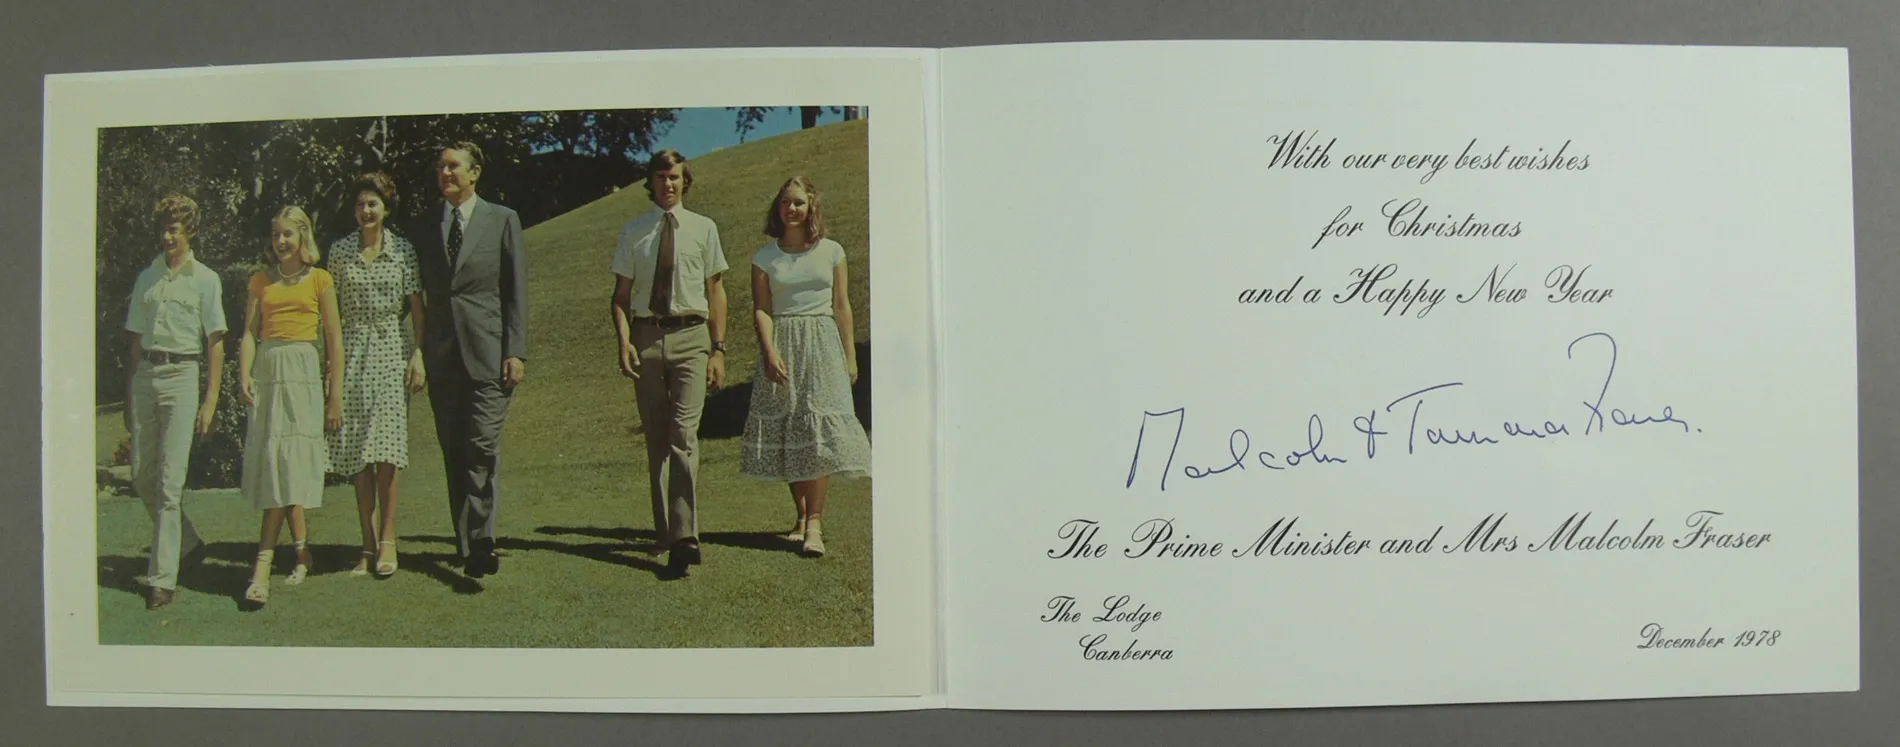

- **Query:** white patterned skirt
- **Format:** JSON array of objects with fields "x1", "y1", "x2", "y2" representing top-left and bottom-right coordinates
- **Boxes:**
[
  {"x1": 243, "y1": 340, "x2": 331, "y2": 510},
  {"x1": 741, "y1": 314, "x2": 872, "y2": 482}
]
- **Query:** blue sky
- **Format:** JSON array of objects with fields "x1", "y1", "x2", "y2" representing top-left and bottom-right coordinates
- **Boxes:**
[{"x1": 643, "y1": 106, "x2": 855, "y2": 159}]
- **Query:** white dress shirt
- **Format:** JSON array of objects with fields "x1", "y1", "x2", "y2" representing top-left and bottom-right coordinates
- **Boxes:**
[{"x1": 611, "y1": 204, "x2": 729, "y2": 317}]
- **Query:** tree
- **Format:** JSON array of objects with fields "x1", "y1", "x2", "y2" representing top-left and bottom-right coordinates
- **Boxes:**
[
  {"x1": 730, "y1": 106, "x2": 773, "y2": 143},
  {"x1": 729, "y1": 105, "x2": 862, "y2": 142},
  {"x1": 95, "y1": 107, "x2": 679, "y2": 487}
]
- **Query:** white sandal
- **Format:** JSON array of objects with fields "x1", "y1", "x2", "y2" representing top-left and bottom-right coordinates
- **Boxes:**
[
  {"x1": 802, "y1": 518, "x2": 826, "y2": 557},
  {"x1": 244, "y1": 550, "x2": 272, "y2": 605},
  {"x1": 375, "y1": 540, "x2": 398, "y2": 577},
  {"x1": 285, "y1": 540, "x2": 311, "y2": 585}
]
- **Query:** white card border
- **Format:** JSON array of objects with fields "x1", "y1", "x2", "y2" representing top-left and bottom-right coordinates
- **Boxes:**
[{"x1": 41, "y1": 46, "x2": 942, "y2": 710}]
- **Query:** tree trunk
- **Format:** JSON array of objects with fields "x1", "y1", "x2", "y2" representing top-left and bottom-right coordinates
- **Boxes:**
[{"x1": 801, "y1": 106, "x2": 821, "y2": 129}]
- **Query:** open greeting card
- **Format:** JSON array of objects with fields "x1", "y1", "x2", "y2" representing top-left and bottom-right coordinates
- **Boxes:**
[{"x1": 41, "y1": 40, "x2": 1858, "y2": 712}]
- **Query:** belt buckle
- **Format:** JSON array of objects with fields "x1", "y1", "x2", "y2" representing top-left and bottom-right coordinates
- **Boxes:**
[{"x1": 150, "y1": 351, "x2": 170, "y2": 365}]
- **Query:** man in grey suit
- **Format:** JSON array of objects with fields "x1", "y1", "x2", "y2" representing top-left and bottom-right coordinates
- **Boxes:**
[{"x1": 415, "y1": 140, "x2": 528, "y2": 580}]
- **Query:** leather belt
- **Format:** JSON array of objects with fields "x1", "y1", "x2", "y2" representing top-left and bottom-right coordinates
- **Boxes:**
[
  {"x1": 142, "y1": 350, "x2": 202, "y2": 365},
  {"x1": 637, "y1": 315, "x2": 706, "y2": 331}
]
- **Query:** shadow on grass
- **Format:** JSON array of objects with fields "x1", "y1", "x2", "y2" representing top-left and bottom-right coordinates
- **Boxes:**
[
  {"x1": 698, "y1": 381, "x2": 754, "y2": 440},
  {"x1": 395, "y1": 546, "x2": 488, "y2": 595},
  {"x1": 406, "y1": 531, "x2": 677, "y2": 583},
  {"x1": 695, "y1": 340, "x2": 873, "y2": 441},
  {"x1": 539, "y1": 525, "x2": 798, "y2": 553},
  {"x1": 97, "y1": 554, "x2": 148, "y2": 596},
  {"x1": 99, "y1": 540, "x2": 345, "y2": 610},
  {"x1": 95, "y1": 468, "x2": 135, "y2": 497},
  {"x1": 852, "y1": 340, "x2": 871, "y2": 438},
  {"x1": 532, "y1": 525, "x2": 798, "y2": 579}
]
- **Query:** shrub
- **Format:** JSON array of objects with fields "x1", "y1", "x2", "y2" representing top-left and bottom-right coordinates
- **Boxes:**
[{"x1": 185, "y1": 355, "x2": 248, "y2": 490}]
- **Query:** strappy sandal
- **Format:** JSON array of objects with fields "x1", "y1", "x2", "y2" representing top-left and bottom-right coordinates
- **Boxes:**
[
  {"x1": 350, "y1": 547, "x2": 374, "y2": 577},
  {"x1": 244, "y1": 550, "x2": 272, "y2": 605},
  {"x1": 802, "y1": 518, "x2": 826, "y2": 558},
  {"x1": 285, "y1": 540, "x2": 311, "y2": 585},
  {"x1": 375, "y1": 540, "x2": 398, "y2": 577},
  {"x1": 780, "y1": 517, "x2": 808, "y2": 543}
]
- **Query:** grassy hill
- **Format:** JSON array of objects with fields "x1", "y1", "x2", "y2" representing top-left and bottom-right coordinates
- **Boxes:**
[
  {"x1": 94, "y1": 120, "x2": 877, "y2": 649},
  {"x1": 521, "y1": 117, "x2": 872, "y2": 399}
]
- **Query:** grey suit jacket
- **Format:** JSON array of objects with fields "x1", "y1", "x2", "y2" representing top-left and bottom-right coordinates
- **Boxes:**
[{"x1": 413, "y1": 197, "x2": 529, "y2": 380}]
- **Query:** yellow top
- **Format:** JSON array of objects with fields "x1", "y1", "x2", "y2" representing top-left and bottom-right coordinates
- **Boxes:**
[{"x1": 248, "y1": 269, "x2": 333, "y2": 341}]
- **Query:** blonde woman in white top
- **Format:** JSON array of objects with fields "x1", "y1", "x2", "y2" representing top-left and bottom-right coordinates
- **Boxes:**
[{"x1": 739, "y1": 176, "x2": 871, "y2": 557}]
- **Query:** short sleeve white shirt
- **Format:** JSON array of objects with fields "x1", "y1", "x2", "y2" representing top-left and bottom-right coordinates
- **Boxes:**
[
  {"x1": 752, "y1": 238, "x2": 845, "y2": 316},
  {"x1": 123, "y1": 253, "x2": 229, "y2": 354},
  {"x1": 610, "y1": 205, "x2": 729, "y2": 317}
]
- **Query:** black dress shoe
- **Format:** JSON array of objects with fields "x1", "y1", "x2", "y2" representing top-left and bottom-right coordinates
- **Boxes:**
[
  {"x1": 466, "y1": 537, "x2": 500, "y2": 578},
  {"x1": 146, "y1": 587, "x2": 174, "y2": 610},
  {"x1": 675, "y1": 540, "x2": 702, "y2": 566}
]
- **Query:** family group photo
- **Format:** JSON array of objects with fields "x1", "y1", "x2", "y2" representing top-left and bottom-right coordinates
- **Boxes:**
[{"x1": 91, "y1": 104, "x2": 877, "y2": 649}]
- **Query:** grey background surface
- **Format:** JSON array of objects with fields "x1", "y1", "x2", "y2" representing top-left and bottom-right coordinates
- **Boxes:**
[{"x1": 5, "y1": 0, "x2": 1892, "y2": 743}]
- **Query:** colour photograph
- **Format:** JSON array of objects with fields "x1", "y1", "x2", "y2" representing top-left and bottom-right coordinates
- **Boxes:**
[{"x1": 91, "y1": 104, "x2": 878, "y2": 649}]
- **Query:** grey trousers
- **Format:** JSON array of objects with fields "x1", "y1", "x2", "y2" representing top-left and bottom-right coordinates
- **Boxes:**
[
  {"x1": 632, "y1": 321, "x2": 710, "y2": 546},
  {"x1": 427, "y1": 361, "x2": 513, "y2": 557},
  {"x1": 130, "y1": 360, "x2": 204, "y2": 591}
]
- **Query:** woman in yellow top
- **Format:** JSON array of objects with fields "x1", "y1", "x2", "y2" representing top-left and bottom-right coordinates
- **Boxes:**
[{"x1": 238, "y1": 205, "x2": 344, "y2": 607}]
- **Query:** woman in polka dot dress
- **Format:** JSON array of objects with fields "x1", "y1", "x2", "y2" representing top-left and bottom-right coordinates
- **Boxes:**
[{"x1": 326, "y1": 171, "x2": 426, "y2": 579}]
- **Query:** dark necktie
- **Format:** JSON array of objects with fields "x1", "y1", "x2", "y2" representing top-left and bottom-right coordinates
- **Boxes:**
[
  {"x1": 650, "y1": 212, "x2": 677, "y2": 316},
  {"x1": 446, "y1": 208, "x2": 464, "y2": 266}
]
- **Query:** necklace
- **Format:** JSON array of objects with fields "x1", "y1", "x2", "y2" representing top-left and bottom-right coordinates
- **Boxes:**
[{"x1": 271, "y1": 264, "x2": 311, "y2": 284}]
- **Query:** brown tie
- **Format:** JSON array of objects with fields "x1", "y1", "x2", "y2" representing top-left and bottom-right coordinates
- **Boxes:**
[{"x1": 650, "y1": 212, "x2": 677, "y2": 316}]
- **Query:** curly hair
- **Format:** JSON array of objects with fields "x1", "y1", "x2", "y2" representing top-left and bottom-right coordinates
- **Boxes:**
[
  {"x1": 352, "y1": 170, "x2": 400, "y2": 216},
  {"x1": 152, "y1": 194, "x2": 199, "y2": 236}
]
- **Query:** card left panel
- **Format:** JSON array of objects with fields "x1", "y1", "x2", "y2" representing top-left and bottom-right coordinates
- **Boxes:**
[{"x1": 41, "y1": 47, "x2": 942, "y2": 712}]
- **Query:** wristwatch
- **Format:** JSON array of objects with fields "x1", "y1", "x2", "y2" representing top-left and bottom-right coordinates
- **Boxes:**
[{"x1": 712, "y1": 341, "x2": 727, "y2": 353}]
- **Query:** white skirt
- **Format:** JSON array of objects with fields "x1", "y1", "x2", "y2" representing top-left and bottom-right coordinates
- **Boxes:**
[
  {"x1": 740, "y1": 314, "x2": 872, "y2": 482},
  {"x1": 242, "y1": 340, "x2": 331, "y2": 510}
]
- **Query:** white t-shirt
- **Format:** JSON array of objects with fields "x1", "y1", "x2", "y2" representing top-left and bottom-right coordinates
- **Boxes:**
[{"x1": 752, "y1": 238, "x2": 845, "y2": 316}]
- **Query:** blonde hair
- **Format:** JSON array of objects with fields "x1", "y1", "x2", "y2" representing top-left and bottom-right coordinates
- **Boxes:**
[{"x1": 270, "y1": 205, "x2": 321, "y2": 265}]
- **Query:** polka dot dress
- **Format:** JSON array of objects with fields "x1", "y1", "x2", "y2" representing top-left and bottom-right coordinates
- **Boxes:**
[{"x1": 326, "y1": 230, "x2": 421, "y2": 476}]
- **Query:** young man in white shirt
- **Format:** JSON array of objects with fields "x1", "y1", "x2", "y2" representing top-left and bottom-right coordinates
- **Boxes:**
[
  {"x1": 609, "y1": 149, "x2": 730, "y2": 577},
  {"x1": 123, "y1": 194, "x2": 228, "y2": 609}
]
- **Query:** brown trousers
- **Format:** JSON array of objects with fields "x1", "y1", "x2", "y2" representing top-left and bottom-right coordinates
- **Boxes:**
[{"x1": 632, "y1": 321, "x2": 710, "y2": 545}]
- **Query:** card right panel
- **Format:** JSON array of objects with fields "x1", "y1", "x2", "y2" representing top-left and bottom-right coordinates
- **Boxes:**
[{"x1": 938, "y1": 40, "x2": 1858, "y2": 711}]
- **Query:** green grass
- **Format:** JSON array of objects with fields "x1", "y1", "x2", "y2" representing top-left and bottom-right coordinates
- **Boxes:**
[{"x1": 95, "y1": 121, "x2": 876, "y2": 648}]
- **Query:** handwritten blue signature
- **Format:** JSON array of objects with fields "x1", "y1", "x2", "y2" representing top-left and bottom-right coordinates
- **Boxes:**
[{"x1": 1125, "y1": 332, "x2": 1697, "y2": 492}]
